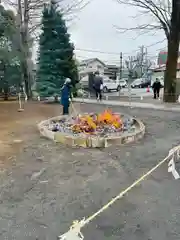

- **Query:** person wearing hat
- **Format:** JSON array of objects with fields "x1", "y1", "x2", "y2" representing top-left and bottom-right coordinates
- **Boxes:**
[{"x1": 61, "y1": 78, "x2": 72, "y2": 115}]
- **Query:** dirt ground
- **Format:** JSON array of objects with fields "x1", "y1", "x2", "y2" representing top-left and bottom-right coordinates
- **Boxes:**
[
  {"x1": 0, "y1": 101, "x2": 64, "y2": 168},
  {"x1": 1, "y1": 101, "x2": 180, "y2": 239}
]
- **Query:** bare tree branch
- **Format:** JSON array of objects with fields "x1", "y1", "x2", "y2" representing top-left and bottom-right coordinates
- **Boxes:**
[
  {"x1": 116, "y1": 0, "x2": 171, "y2": 39},
  {"x1": 2, "y1": 0, "x2": 89, "y2": 41}
]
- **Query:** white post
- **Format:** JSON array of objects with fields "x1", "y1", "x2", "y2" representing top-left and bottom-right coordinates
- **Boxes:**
[
  {"x1": 18, "y1": 92, "x2": 24, "y2": 112},
  {"x1": 128, "y1": 83, "x2": 132, "y2": 108},
  {"x1": 119, "y1": 52, "x2": 122, "y2": 97},
  {"x1": 18, "y1": 93, "x2": 22, "y2": 109}
]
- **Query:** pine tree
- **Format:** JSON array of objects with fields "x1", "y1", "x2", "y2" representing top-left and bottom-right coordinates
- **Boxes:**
[{"x1": 36, "y1": 1, "x2": 78, "y2": 97}]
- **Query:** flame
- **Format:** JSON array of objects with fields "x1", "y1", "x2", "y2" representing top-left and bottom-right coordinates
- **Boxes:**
[{"x1": 71, "y1": 109, "x2": 123, "y2": 134}]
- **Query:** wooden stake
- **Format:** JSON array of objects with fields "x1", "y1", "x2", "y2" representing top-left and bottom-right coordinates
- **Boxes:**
[{"x1": 18, "y1": 93, "x2": 24, "y2": 112}]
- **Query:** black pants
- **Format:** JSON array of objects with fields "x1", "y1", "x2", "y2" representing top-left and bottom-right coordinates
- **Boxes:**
[
  {"x1": 153, "y1": 89, "x2": 160, "y2": 99},
  {"x1": 95, "y1": 89, "x2": 102, "y2": 100}
]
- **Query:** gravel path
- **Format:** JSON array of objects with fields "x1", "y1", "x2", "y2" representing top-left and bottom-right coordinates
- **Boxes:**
[{"x1": 1, "y1": 103, "x2": 180, "y2": 240}]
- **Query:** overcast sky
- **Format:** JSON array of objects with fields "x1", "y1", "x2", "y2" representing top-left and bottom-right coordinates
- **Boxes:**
[
  {"x1": 3, "y1": 0, "x2": 168, "y2": 65},
  {"x1": 69, "y1": 0, "x2": 167, "y2": 65}
]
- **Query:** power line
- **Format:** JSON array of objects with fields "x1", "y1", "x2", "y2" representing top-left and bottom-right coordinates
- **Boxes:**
[
  {"x1": 75, "y1": 39, "x2": 167, "y2": 57},
  {"x1": 75, "y1": 48, "x2": 120, "y2": 56},
  {"x1": 75, "y1": 55, "x2": 120, "y2": 64},
  {"x1": 123, "y1": 39, "x2": 166, "y2": 56},
  {"x1": 76, "y1": 46, "x2": 166, "y2": 64},
  {"x1": 147, "y1": 39, "x2": 166, "y2": 47}
]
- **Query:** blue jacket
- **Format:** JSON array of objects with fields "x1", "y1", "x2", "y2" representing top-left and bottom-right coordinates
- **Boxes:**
[{"x1": 61, "y1": 84, "x2": 70, "y2": 106}]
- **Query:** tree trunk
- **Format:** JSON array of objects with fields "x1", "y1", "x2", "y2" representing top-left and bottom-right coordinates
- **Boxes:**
[
  {"x1": 17, "y1": 0, "x2": 31, "y2": 100},
  {"x1": 3, "y1": 87, "x2": 8, "y2": 101},
  {"x1": 2, "y1": 61, "x2": 8, "y2": 101},
  {"x1": 163, "y1": 0, "x2": 180, "y2": 102},
  {"x1": 3, "y1": 82, "x2": 9, "y2": 101},
  {"x1": 21, "y1": 30, "x2": 30, "y2": 99},
  {"x1": 17, "y1": 0, "x2": 25, "y2": 97},
  {"x1": 23, "y1": 0, "x2": 32, "y2": 99},
  {"x1": 163, "y1": 38, "x2": 179, "y2": 102},
  {"x1": 21, "y1": 58, "x2": 30, "y2": 98}
]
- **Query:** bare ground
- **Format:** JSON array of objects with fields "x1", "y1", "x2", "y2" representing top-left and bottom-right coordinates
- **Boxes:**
[
  {"x1": 0, "y1": 101, "x2": 180, "y2": 239},
  {"x1": 0, "y1": 101, "x2": 62, "y2": 165}
]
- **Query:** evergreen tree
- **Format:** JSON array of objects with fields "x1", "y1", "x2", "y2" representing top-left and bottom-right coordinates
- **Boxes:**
[
  {"x1": 36, "y1": 1, "x2": 78, "y2": 97},
  {"x1": 0, "y1": 5, "x2": 21, "y2": 100}
]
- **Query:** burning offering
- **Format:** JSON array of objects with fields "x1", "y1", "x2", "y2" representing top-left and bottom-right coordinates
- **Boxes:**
[
  {"x1": 49, "y1": 109, "x2": 135, "y2": 136},
  {"x1": 38, "y1": 108, "x2": 145, "y2": 148}
]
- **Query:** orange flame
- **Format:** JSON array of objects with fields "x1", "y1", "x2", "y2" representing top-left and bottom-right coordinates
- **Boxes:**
[{"x1": 72, "y1": 109, "x2": 122, "y2": 134}]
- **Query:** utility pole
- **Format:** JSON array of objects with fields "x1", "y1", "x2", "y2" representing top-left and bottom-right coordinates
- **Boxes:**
[
  {"x1": 145, "y1": 47, "x2": 148, "y2": 78},
  {"x1": 140, "y1": 45, "x2": 144, "y2": 77},
  {"x1": 119, "y1": 52, "x2": 122, "y2": 79},
  {"x1": 126, "y1": 56, "x2": 133, "y2": 108},
  {"x1": 138, "y1": 45, "x2": 146, "y2": 78},
  {"x1": 119, "y1": 52, "x2": 122, "y2": 96}
]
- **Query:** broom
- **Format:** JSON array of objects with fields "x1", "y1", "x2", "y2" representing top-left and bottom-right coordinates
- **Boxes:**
[{"x1": 70, "y1": 98, "x2": 78, "y2": 116}]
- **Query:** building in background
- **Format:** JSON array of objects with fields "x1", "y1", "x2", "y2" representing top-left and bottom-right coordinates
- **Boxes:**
[
  {"x1": 78, "y1": 57, "x2": 150, "y2": 82},
  {"x1": 78, "y1": 58, "x2": 120, "y2": 80},
  {"x1": 158, "y1": 51, "x2": 180, "y2": 68},
  {"x1": 78, "y1": 58, "x2": 106, "y2": 79},
  {"x1": 150, "y1": 51, "x2": 180, "y2": 86},
  {"x1": 104, "y1": 64, "x2": 119, "y2": 79},
  {"x1": 152, "y1": 65, "x2": 180, "y2": 80}
]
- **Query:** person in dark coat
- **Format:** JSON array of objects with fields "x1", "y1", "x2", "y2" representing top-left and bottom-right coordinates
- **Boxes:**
[
  {"x1": 152, "y1": 78, "x2": 161, "y2": 99},
  {"x1": 93, "y1": 71, "x2": 103, "y2": 101},
  {"x1": 61, "y1": 78, "x2": 71, "y2": 115}
]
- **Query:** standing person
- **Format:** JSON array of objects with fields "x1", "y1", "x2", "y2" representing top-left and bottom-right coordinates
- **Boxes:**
[
  {"x1": 152, "y1": 78, "x2": 161, "y2": 99},
  {"x1": 61, "y1": 78, "x2": 71, "y2": 115},
  {"x1": 93, "y1": 71, "x2": 103, "y2": 101}
]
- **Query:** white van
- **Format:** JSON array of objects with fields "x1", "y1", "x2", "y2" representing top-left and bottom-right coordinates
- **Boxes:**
[{"x1": 102, "y1": 78, "x2": 121, "y2": 92}]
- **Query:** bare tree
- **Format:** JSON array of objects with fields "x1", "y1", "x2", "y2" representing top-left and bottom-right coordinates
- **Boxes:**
[
  {"x1": 4, "y1": 0, "x2": 89, "y2": 40},
  {"x1": 116, "y1": 0, "x2": 171, "y2": 37},
  {"x1": 2, "y1": 0, "x2": 89, "y2": 98},
  {"x1": 116, "y1": 0, "x2": 180, "y2": 102},
  {"x1": 125, "y1": 46, "x2": 152, "y2": 79}
]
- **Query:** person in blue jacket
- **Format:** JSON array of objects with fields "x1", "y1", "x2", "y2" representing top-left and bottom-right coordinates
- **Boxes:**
[{"x1": 61, "y1": 78, "x2": 72, "y2": 115}]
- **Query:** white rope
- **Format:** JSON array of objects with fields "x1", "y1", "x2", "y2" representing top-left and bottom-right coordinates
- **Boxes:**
[
  {"x1": 58, "y1": 145, "x2": 180, "y2": 240},
  {"x1": 59, "y1": 219, "x2": 86, "y2": 240}
]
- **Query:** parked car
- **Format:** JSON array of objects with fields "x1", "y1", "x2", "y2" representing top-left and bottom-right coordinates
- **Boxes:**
[
  {"x1": 102, "y1": 79, "x2": 121, "y2": 92},
  {"x1": 131, "y1": 78, "x2": 151, "y2": 88},
  {"x1": 118, "y1": 79, "x2": 127, "y2": 88}
]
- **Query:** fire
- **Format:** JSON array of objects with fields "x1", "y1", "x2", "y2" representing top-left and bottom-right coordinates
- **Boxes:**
[{"x1": 71, "y1": 109, "x2": 123, "y2": 134}]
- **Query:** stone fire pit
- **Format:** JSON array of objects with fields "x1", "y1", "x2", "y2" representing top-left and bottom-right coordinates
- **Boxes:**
[{"x1": 37, "y1": 110, "x2": 145, "y2": 148}]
